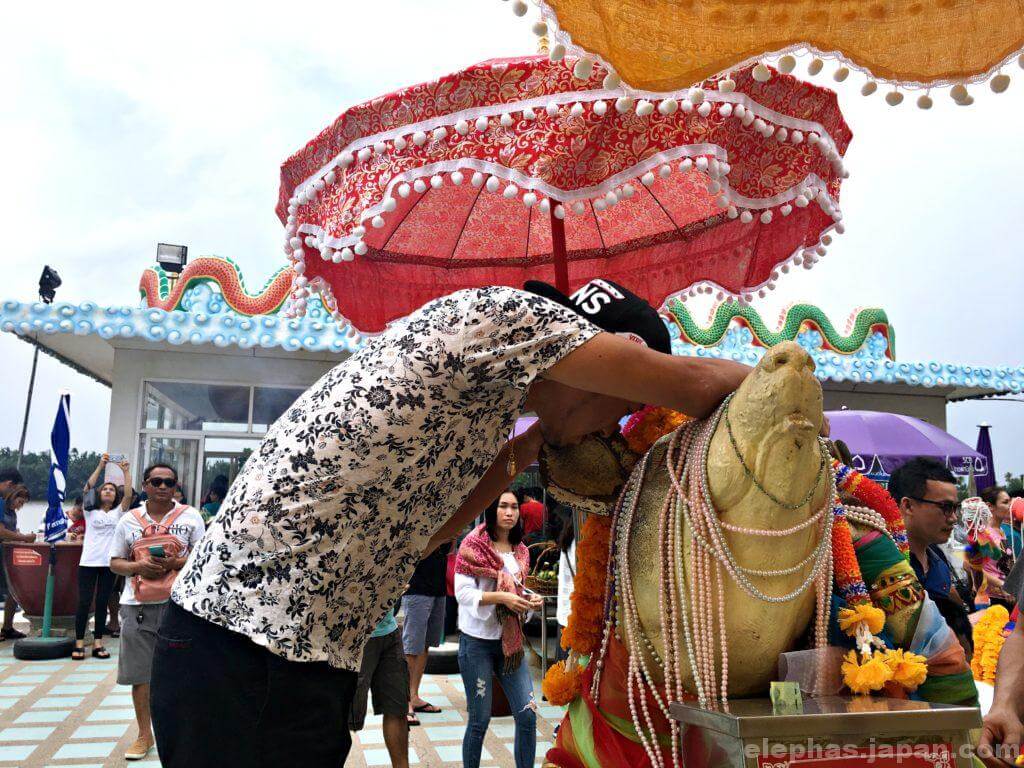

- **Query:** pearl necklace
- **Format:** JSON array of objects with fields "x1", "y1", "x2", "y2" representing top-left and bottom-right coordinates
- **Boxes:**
[{"x1": 599, "y1": 397, "x2": 836, "y2": 761}]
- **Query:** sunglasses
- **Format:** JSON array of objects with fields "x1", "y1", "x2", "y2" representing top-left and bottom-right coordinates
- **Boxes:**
[
  {"x1": 908, "y1": 496, "x2": 961, "y2": 517},
  {"x1": 146, "y1": 477, "x2": 177, "y2": 488}
]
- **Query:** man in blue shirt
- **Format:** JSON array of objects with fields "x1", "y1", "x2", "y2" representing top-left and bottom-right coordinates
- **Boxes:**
[
  {"x1": 889, "y1": 457, "x2": 974, "y2": 658},
  {"x1": 349, "y1": 607, "x2": 409, "y2": 768}
]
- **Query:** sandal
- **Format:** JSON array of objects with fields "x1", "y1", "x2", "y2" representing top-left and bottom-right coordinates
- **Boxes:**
[
  {"x1": 407, "y1": 713, "x2": 421, "y2": 727},
  {"x1": 0, "y1": 628, "x2": 27, "y2": 641},
  {"x1": 109, "y1": 629, "x2": 120, "y2": 638},
  {"x1": 412, "y1": 702, "x2": 442, "y2": 714},
  {"x1": 71, "y1": 647, "x2": 86, "y2": 661},
  {"x1": 92, "y1": 646, "x2": 110, "y2": 659}
]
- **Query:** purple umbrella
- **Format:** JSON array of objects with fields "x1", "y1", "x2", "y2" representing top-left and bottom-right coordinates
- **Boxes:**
[
  {"x1": 975, "y1": 423, "x2": 996, "y2": 492},
  {"x1": 826, "y1": 410, "x2": 988, "y2": 482}
]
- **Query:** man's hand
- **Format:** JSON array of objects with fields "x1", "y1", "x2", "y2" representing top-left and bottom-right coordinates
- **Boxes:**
[
  {"x1": 152, "y1": 554, "x2": 186, "y2": 572},
  {"x1": 134, "y1": 560, "x2": 167, "y2": 580},
  {"x1": 978, "y1": 704, "x2": 1023, "y2": 768}
]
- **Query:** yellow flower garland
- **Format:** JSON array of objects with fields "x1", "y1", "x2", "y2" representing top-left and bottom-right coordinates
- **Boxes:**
[{"x1": 971, "y1": 605, "x2": 1011, "y2": 685}]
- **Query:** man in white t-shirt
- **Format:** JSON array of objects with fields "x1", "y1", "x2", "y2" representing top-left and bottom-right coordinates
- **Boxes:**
[
  {"x1": 151, "y1": 280, "x2": 752, "y2": 768},
  {"x1": 109, "y1": 464, "x2": 204, "y2": 762}
]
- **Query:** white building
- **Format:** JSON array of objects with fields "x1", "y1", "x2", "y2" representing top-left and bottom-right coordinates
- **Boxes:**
[{"x1": 3, "y1": 257, "x2": 1022, "y2": 501}]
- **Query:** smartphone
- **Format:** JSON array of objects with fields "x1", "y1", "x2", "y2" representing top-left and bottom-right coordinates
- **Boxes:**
[
  {"x1": 148, "y1": 545, "x2": 166, "y2": 558},
  {"x1": 108, "y1": 453, "x2": 126, "y2": 463}
]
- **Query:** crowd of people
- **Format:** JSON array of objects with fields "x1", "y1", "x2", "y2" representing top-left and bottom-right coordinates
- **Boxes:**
[{"x1": 0, "y1": 281, "x2": 1022, "y2": 768}]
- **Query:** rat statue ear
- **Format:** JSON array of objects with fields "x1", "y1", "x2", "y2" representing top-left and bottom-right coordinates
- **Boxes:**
[{"x1": 539, "y1": 433, "x2": 638, "y2": 516}]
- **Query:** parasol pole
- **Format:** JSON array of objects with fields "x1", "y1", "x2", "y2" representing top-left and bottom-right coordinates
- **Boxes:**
[{"x1": 549, "y1": 203, "x2": 569, "y2": 294}]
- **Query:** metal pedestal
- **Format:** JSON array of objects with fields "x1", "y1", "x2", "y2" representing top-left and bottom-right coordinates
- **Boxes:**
[{"x1": 669, "y1": 697, "x2": 981, "y2": 768}]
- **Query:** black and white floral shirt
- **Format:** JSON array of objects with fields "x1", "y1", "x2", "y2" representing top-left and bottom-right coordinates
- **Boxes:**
[{"x1": 172, "y1": 286, "x2": 599, "y2": 670}]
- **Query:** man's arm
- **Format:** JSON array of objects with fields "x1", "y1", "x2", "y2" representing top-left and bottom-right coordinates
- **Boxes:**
[
  {"x1": 423, "y1": 423, "x2": 543, "y2": 556},
  {"x1": 979, "y1": 618, "x2": 1024, "y2": 767},
  {"x1": 543, "y1": 332, "x2": 751, "y2": 418}
]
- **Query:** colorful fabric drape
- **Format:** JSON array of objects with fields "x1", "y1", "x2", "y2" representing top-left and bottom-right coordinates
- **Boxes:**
[{"x1": 538, "y1": 0, "x2": 1024, "y2": 92}]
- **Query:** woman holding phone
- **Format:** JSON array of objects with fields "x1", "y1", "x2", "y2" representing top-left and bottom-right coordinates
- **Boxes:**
[
  {"x1": 74, "y1": 454, "x2": 133, "y2": 660},
  {"x1": 454, "y1": 489, "x2": 543, "y2": 768}
]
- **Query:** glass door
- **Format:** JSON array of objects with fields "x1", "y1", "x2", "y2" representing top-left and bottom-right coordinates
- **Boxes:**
[
  {"x1": 198, "y1": 436, "x2": 261, "y2": 509},
  {"x1": 140, "y1": 436, "x2": 200, "y2": 505}
]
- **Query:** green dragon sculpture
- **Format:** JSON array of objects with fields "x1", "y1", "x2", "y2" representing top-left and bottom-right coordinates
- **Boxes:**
[{"x1": 665, "y1": 299, "x2": 895, "y2": 359}]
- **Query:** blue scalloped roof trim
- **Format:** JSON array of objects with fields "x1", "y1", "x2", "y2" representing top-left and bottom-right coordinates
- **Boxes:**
[
  {"x1": 2, "y1": 294, "x2": 364, "y2": 355},
  {"x1": 666, "y1": 323, "x2": 1024, "y2": 393},
  {"x1": 3, "y1": 296, "x2": 1023, "y2": 394}
]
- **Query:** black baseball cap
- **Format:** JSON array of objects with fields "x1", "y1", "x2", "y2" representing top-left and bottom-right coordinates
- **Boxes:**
[{"x1": 524, "y1": 278, "x2": 671, "y2": 355}]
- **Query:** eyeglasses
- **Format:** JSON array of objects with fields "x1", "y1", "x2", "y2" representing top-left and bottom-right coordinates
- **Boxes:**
[
  {"x1": 146, "y1": 477, "x2": 177, "y2": 488},
  {"x1": 908, "y1": 496, "x2": 961, "y2": 517}
]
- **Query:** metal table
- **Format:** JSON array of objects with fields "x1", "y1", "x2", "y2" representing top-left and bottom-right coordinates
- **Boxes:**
[
  {"x1": 538, "y1": 594, "x2": 558, "y2": 677},
  {"x1": 669, "y1": 697, "x2": 981, "y2": 768}
]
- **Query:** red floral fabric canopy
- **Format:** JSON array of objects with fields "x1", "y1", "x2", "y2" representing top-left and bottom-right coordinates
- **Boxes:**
[{"x1": 277, "y1": 56, "x2": 851, "y2": 333}]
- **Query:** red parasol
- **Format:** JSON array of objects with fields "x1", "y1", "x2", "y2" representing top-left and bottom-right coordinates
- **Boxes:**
[{"x1": 277, "y1": 56, "x2": 850, "y2": 332}]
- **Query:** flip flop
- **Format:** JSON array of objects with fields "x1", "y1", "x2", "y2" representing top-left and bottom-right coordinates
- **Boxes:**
[
  {"x1": 412, "y1": 703, "x2": 442, "y2": 714},
  {"x1": 407, "y1": 713, "x2": 421, "y2": 727},
  {"x1": 92, "y1": 647, "x2": 110, "y2": 659},
  {"x1": 71, "y1": 647, "x2": 86, "y2": 661}
]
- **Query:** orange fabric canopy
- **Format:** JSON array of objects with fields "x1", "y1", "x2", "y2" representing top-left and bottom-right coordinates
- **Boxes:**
[{"x1": 544, "y1": 0, "x2": 1024, "y2": 91}]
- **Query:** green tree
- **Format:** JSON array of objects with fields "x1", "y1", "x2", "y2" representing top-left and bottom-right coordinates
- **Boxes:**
[{"x1": 0, "y1": 447, "x2": 105, "y2": 502}]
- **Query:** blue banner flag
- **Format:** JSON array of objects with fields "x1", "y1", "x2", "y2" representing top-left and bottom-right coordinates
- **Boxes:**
[{"x1": 44, "y1": 393, "x2": 70, "y2": 543}]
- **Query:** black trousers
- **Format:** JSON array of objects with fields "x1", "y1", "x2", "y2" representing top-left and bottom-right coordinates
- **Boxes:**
[
  {"x1": 75, "y1": 566, "x2": 116, "y2": 641},
  {"x1": 151, "y1": 601, "x2": 358, "y2": 768}
]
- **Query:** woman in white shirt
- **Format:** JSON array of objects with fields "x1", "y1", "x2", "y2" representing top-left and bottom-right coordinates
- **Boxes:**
[
  {"x1": 555, "y1": 522, "x2": 576, "y2": 663},
  {"x1": 73, "y1": 454, "x2": 132, "y2": 660},
  {"x1": 454, "y1": 490, "x2": 543, "y2": 768}
]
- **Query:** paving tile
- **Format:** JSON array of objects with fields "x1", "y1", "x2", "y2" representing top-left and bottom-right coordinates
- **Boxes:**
[
  {"x1": 0, "y1": 744, "x2": 37, "y2": 762},
  {"x1": 417, "y1": 709, "x2": 462, "y2": 724},
  {"x1": 0, "y1": 687, "x2": 34, "y2": 697},
  {"x1": 33, "y1": 696, "x2": 83, "y2": 708},
  {"x1": 436, "y1": 744, "x2": 488, "y2": 762},
  {"x1": 52, "y1": 741, "x2": 118, "y2": 759},
  {"x1": 14, "y1": 710, "x2": 70, "y2": 724},
  {"x1": 4, "y1": 675, "x2": 49, "y2": 685},
  {"x1": 538, "y1": 705, "x2": 565, "y2": 720},
  {"x1": 425, "y1": 724, "x2": 467, "y2": 742},
  {"x1": 0, "y1": 725, "x2": 56, "y2": 740},
  {"x1": 362, "y1": 746, "x2": 420, "y2": 765},
  {"x1": 99, "y1": 694, "x2": 133, "y2": 708},
  {"x1": 65, "y1": 673, "x2": 109, "y2": 683},
  {"x1": 418, "y1": 682, "x2": 442, "y2": 694},
  {"x1": 72, "y1": 723, "x2": 129, "y2": 740},
  {"x1": 0, "y1": 700, "x2": 18, "y2": 712},
  {"x1": 48, "y1": 685, "x2": 96, "y2": 696},
  {"x1": 86, "y1": 708, "x2": 135, "y2": 722},
  {"x1": 43, "y1": 764, "x2": 104, "y2": 768},
  {"x1": 492, "y1": 723, "x2": 516, "y2": 738},
  {"x1": 356, "y1": 728, "x2": 385, "y2": 745}
]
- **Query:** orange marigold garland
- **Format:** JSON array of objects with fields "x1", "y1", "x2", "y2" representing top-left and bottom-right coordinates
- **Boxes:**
[
  {"x1": 622, "y1": 405, "x2": 692, "y2": 455},
  {"x1": 542, "y1": 514, "x2": 612, "y2": 705}
]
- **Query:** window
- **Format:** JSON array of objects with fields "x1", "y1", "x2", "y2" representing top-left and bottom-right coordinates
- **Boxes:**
[{"x1": 141, "y1": 382, "x2": 304, "y2": 435}]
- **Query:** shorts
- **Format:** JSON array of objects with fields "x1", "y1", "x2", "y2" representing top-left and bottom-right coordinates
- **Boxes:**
[
  {"x1": 400, "y1": 594, "x2": 445, "y2": 655},
  {"x1": 348, "y1": 628, "x2": 409, "y2": 731},
  {"x1": 118, "y1": 602, "x2": 167, "y2": 686}
]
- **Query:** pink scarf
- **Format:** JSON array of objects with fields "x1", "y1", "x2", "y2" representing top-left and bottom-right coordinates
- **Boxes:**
[{"x1": 456, "y1": 524, "x2": 531, "y2": 671}]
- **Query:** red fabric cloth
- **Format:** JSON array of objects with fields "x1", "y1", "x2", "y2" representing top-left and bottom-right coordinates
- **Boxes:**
[
  {"x1": 520, "y1": 500, "x2": 545, "y2": 535},
  {"x1": 68, "y1": 518, "x2": 85, "y2": 536},
  {"x1": 277, "y1": 56, "x2": 851, "y2": 332}
]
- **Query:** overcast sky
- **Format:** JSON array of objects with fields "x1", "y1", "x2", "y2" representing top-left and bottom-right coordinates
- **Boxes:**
[{"x1": 2, "y1": 0, "x2": 1022, "y2": 478}]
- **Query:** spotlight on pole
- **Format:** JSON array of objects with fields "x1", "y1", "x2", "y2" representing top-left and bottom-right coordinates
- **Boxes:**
[
  {"x1": 156, "y1": 243, "x2": 188, "y2": 273},
  {"x1": 38, "y1": 266, "x2": 62, "y2": 305}
]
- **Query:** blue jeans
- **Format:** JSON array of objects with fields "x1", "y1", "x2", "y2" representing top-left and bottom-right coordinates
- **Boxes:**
[{"x1": 458, "y1": 634, "x2": 537, "y2": 768}]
